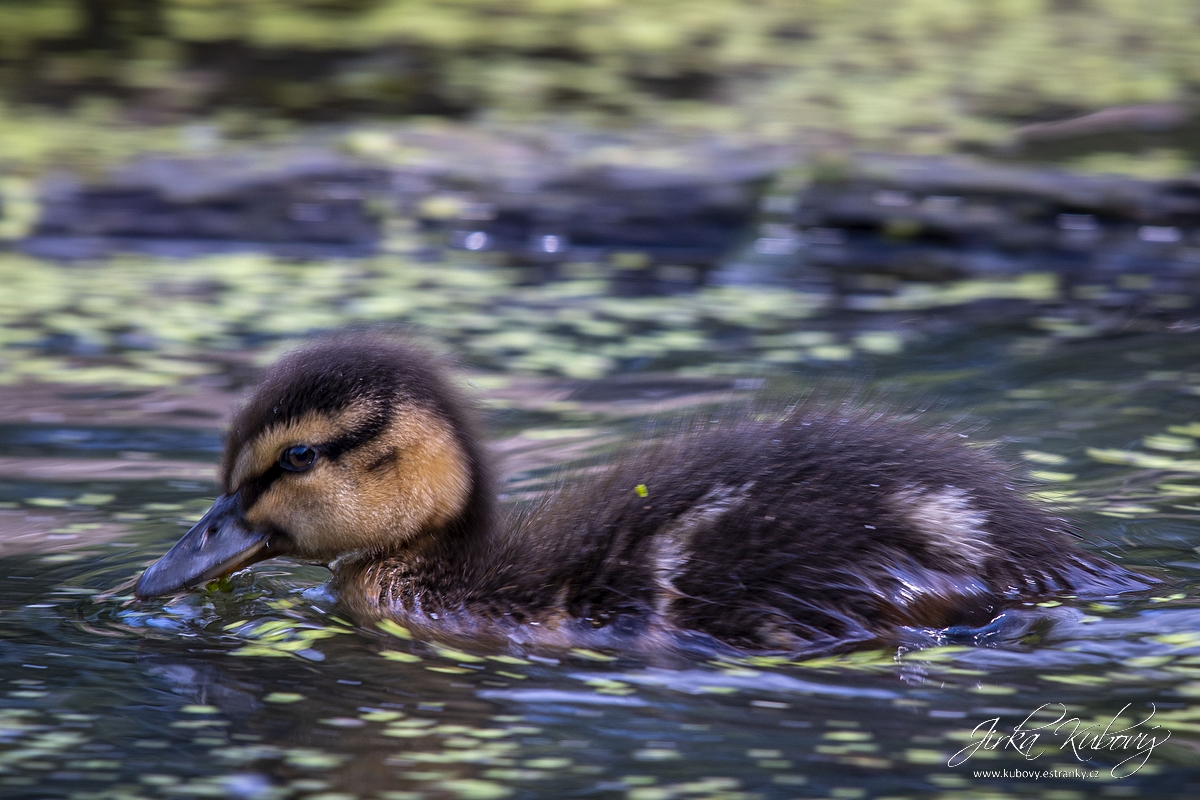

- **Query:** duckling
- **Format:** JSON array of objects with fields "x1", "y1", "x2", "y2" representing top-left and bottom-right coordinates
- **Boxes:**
[{"x1": 135, "y1": 334, "x2": 1148, "y2": 654}]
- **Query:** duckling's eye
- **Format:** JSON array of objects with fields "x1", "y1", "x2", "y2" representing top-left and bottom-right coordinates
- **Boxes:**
[{"x1": 280, "y1": 445, "x2": 317, "y2": 472}]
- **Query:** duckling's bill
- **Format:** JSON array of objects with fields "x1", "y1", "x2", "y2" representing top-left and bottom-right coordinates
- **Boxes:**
[{"x1": 135, "y1": 493, "x2": 284, "y2": 598}]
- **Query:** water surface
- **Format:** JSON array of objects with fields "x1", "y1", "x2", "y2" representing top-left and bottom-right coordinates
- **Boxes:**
[{"x1": 2, "y1": 249, "x2": 1200, "y2": 800}]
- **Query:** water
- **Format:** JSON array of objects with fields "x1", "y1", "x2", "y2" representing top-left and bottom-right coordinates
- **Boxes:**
[
  {"x1": 1, "y1": 241, "x2": 1199, "y2": 800},
  {"x1": 2, "y1": 1, "x2": 1198, "y2": 793}
]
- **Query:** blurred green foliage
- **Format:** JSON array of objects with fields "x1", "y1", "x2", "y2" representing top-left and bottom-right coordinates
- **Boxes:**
[{"x1": 0, "y1": 0, "x2": 1197, "y2": 156}]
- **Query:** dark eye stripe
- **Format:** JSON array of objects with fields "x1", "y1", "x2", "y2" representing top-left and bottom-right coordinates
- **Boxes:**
[
  {"x1": 319, "y1": 414, "x2": 391, "y2": 461},
  {"x1": 235, "y1": 413, "x2": 392, "y2": 511},
  {"x1": 238, "y1": 463, "x2": 284, "y2": 511}
]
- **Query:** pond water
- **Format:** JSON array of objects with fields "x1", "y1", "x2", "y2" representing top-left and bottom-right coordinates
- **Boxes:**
[{"x1": 2, "y1": 241, "x2": 1200, "y2": 800}]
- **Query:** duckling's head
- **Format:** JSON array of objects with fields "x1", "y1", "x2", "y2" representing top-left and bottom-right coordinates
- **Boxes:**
[{"x1": 135, "y1": 335, "x2": 490, "y2": 598}]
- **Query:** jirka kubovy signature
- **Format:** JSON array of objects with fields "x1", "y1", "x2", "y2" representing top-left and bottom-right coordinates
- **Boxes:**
[{"x1": 948, "y1": 703, "x2": 1169, "y2": 778}]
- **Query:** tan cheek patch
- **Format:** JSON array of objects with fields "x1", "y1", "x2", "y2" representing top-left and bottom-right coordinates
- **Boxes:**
[
  {"x1": 244, "y1": 464, "x2": 348, "y2": 554},
  {"x1": 243, "y1": 406, "x2": 473, "y2": 560},
  {"x1": 229, "y1": 406, "x2": 374, "y2": 488},
  {"x1": 381, "y1": 408, "x2": 473, "y2": 531}
]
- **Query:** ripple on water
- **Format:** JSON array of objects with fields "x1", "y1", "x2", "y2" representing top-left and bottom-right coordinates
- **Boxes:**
[{"x1": 3, "y1": 332, "x2": 1200, "y2": 798}]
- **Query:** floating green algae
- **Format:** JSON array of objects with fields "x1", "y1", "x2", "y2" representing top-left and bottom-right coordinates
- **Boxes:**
[
  {"x1": 0, "y1": 250, "x2": 860, "y2": 389},
  {"x1": 0, "y1": 247, "x2": 1133, "y2": 393}
]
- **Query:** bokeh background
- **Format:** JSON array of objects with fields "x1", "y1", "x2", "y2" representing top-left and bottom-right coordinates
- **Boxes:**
[
  {"x1": 3, "y1": 3, "x2": 1200, "y2": 800},
  {"x1": 1, "y1": 0, "x2": 1200, "y2": 385},
  {"x1": 2, "y1": 0, "x2": 1200, "y2": 164}
]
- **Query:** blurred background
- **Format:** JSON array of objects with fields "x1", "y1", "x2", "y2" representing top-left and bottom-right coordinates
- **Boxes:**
[
  {"x1": 0, "y1": 0, "x2": 1195, "y2": 383},
  {"x1": 0, "y1": 0, "x2": 1199, "y2": 384},
  {"x1": 3, "y1": 3, "x2": 1200, "y2": 800},
  {"x1": 2, "y1": 0, "x2": 1200, "y2": 161}
]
